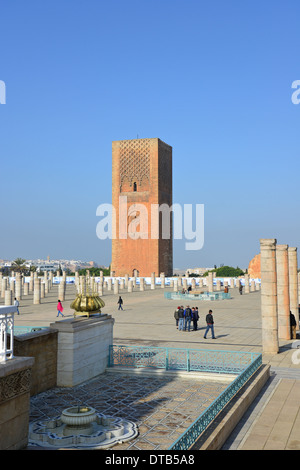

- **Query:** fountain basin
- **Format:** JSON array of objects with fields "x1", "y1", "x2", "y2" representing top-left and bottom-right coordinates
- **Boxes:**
[{"x1": 28, "y1": 408, "x2": 138, "y2": 449}]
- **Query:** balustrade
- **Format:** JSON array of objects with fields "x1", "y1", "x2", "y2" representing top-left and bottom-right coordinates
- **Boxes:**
[{"x1": 0, "y1": 306, "x2": 17, "y2": 362}]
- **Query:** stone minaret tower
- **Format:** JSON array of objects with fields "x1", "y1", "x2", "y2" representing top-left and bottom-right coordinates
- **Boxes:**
[{"x1": 111, "y1": 138, "x2": 173, "y2": 277}]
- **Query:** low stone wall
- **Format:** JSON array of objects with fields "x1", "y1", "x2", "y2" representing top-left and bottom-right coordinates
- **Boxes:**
[
  {"x1": 13, "y1": 329, "x2": 58, "y2": 396},
  {"x1": 0, "y1": 357, "x2": 34, "y2": 449}
]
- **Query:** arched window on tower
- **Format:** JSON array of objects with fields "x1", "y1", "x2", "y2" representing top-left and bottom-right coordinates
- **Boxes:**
[{"x1": 133, "y1": 182, "x2": 137, "y2": 192}]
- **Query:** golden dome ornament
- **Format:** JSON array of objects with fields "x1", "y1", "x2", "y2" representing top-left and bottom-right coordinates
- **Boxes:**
[{"x1": 71, "y1": 275, "x2": 105, "y2": 318}]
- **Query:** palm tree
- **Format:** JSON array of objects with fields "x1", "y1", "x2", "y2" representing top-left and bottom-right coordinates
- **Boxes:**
[{"x1": 12, "y1": 258, "x2": 27, "y2": 273}]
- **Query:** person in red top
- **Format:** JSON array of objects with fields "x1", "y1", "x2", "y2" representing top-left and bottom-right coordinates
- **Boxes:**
[{"x1": 57, "y1": 300, "x2": 64, "y2": 317}]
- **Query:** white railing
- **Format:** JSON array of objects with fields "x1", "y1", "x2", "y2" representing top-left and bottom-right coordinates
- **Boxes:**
[{"x1": 0, "y1": 306, "x2": 17, "y2": 362}]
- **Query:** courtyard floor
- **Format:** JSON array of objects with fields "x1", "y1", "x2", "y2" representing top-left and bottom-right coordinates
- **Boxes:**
[{"x1": 4, "y1": 283, "x2": 300, "y2": 450}]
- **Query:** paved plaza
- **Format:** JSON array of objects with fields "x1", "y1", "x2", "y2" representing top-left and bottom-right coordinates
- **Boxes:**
[{"x1": 4, "y1": 283, "x2": 300, "y2": 450}]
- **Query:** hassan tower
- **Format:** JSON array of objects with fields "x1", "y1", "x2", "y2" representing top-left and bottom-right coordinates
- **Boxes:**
[{"x1": 111, "y1": 138, "x2": 173, "y2": 277}]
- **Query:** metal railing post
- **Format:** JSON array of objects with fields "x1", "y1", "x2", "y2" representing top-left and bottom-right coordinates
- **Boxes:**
[{"x1": 166, "y1": 348, "x2": 169, "y2": 370}]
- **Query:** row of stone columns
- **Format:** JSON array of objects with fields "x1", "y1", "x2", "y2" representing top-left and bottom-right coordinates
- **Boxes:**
[
  {"x1": 75, "y1": 271, "x2": 171, "y2": 296},
  {"x1": 74, "y1": 272, "x2": 260, "y2": 296},
  {"x1": 260, "y1": 239, "x2": 299, "y2": 355},
  {"x1": 0, "y1": 271, "x2": 56, "y2": 306}
]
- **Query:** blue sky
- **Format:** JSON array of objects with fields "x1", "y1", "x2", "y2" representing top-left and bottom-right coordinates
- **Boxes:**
[{"x1": 0, "y1": 0, "x2": 299, "y2": 269}]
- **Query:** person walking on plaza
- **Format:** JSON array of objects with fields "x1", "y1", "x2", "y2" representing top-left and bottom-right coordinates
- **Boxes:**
[
  {"x1": 57, "y1": 299, "x2": 64, "y2": 317},
  {"x1": 204, "y1": 309, "x2": 216, "y2": 339},
  {"x1": 178, "y1": 306, "x2": 184, "y2": 331},
  {"x1": 117, "y1": 296, "x2": 123, "y2": 310},
  {"x1": 290, "y1": 311, "x2": 297, "y2": 339},
  {"x1": 184, "y1": 305, "x2": 192, "y2": 331},
  {"x1": 174, "y1": 306, "x2": 180, "y2": 328},
  {"x1": 14, "y1": 298, "x2": 20, "y2": 315},
  {"x1": 192, "y1": 306, "x2": 199, "y2": 330},
  {"x1": 239, "y1": 283, "x2": 243, "y2": 295}
]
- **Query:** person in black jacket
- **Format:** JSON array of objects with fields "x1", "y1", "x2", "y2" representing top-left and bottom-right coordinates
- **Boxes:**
[
  {"x1": 192, "y1": 307, "x2": 199, "y2": 331},
  {"x1": 174, "y1": 306, "x2": 180, "y2": 328},
  {"x1": 290, "y1": 311, "x2": 297, "y2": 339},
  {"x1": 204, "y1": 309, "x2": 216, "y2": 339},
  {"x1": 117, "y1": 296, "x2": 123, "y2": 310}
]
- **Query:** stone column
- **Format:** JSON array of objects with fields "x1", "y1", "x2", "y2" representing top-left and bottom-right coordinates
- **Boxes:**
[
  {"x1": 161, "y1": 273, "x2": 165, "y2": 288},
  {"x1": 15, "y1": 274, "x2": 22, "y2": 301},
  {"x1": 288, "y1": 247, "x2": 299, "y2": 324},
  {"x1": 44, "y1": 272, "x2": 49, "y2": 294},
  {"x1": 41, "y1": 282, "x2": 45, "y2": 299},
  {"x1": 98, "y1": 280, "x2": 103, "y2": 296},
  {"x1": 4, "y1": 289, "x2": 12, "y2": 306},
  {"x1": 276, "y1": 244, "x2": 290, "y2": 340},
  {"x1": 250, "y1": 280, "x2": 256, "y2": 292},
  {"x1": 114, "y1": 279, "x2": 119, "y2": 295},
  {"x1": 124, "y1": 274, "x2": 129, "y2": 289},
  {"x1": 49, "y1": 271, "x2": 54, "y2": 289},
  {"x1": 140, "y1": 277, "x2": 145, "y2": 291},
  {"x1": 58, "y1": 280, "x2": 65, "y2": 301},
  {"x1": 182, "y1": 278, "x2": 187, "y2": 290},
  {"x1": 151, "y1": 272, "x2": 155, "y2": 290},
  {"x1": 216, "y1": 280, "x2": 221, "y2": 291},
  {"x1": 107, "y1": 278, "x2": 112, "y2": 291},
  {"x1": 1, "y1": 278, "x2": 7, "y2": 298},
  {"x1": 128, "y1": 280, "x2": 133, "y2": 293},
  {"x1": 24, "y1": 282, "x2": 29, "y2": 296},
  {"x1": 207, "y1": 272, "x2": 213, "y2": 293},
  {"x1": 29, "y1": 273, "x2": 34, "y2": 292},
  {"x1": 9, "y1": 280, "x2": 15, "y2": 297},
  {"x1": 33, "y1": 278, "x2": 41, "y2": 305},
  {"x1": 260, "y1": 238, "x2": 279, "y2": 355},
  {"x1": 173, "y1": 278, "x2": 178, "y2": 292},
  {"x1": 244, "y1": 274, "x2": 250, "y2": 294}
]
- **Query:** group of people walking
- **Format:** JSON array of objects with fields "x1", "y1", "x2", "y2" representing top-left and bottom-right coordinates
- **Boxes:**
[{"x1": 174, "y1": 305, "x2": 216, "y2": 339}]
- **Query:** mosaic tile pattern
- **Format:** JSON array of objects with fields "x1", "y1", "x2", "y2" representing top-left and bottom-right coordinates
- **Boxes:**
[{"x1": 28, "y1": 372, "x2": 228, "y2": 450}]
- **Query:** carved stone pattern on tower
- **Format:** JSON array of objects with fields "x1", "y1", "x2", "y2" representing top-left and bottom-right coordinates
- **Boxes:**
[{"x1": 119, "y1": 139, "x2": 150, "y2": 189}]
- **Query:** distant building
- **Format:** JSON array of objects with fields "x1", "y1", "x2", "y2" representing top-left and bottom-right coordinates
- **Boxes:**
[
  {"x1": 186, "y1": 267, "x2": 214, "y2": 276},
  {"x1": 36, "y1": 263, "x2": 58, "y2": 273}
]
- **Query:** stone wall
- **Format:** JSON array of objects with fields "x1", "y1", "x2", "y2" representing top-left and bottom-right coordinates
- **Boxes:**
[
  {"x1": 13, "y1": 329, "x2": 58, "y2": 396},
  {"x1": 0, "y1": 357, "x2": 34, "y2": 449}
]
